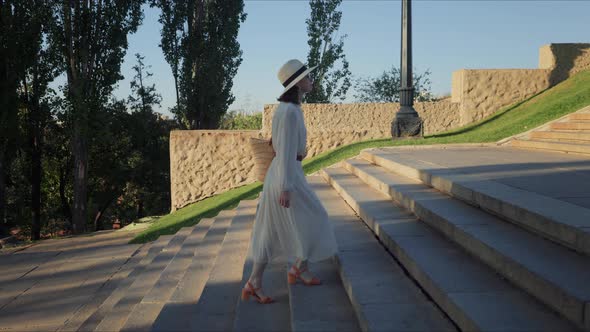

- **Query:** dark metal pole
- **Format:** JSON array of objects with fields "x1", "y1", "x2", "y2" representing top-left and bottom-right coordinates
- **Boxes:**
[{"x1": 392, "y1": 0, "x2": 423, "y2": 139}]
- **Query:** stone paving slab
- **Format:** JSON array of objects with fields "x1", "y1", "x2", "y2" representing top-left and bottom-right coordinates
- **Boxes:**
[
  {"x1": 187, "y1": 201, "x2": 257, "y2": 332},
  {"x1": 94, "y1": 227, "x2": 194, "y2": 332},
  {"x1": 233, "y1": 261, "x2": 291, "y2": 332},
  {"x1": 366, "y1": 145, "x2": 590, "y2": 208},
  {"x1": 308, "y1": 175, "x2": 454, "y2": 332},
  {"x1": 76, "y1": 235, "x2": 173, "y2": 332},
  {"x1": 59, "y1": 243, "x2": 151, "y2": 332},
  {"x1": 151, "y1": 213, "x2": 236, "y2": 332},
  {"x1": 120, "y1": 219, "x2": 215, "y2": 331},
  {"x1": 357, "y1": 152, "x2": 590, "y2": 255},
  {"x1": 325, "y1": 162, "x2": 590, "y2": 330},
  {"x1": 321, "y1": 168, "x2": 578, "y2": 332},
  {"x1": 288, "y1": 259, "x2": 360, "y2": 332}
]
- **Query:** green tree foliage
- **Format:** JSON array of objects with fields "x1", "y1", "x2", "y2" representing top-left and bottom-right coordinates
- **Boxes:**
[
  {"x1": 219, "y1": 111, "x2": 262, "y2": 130},
  {"x1": 304, "y1": 0, "x2": 351, "y2": 103},
  {"x1": 51, "y1": 0, "x2": 143, "y2": 233},
  {"x1": 0, "y1": 1, "x2": 60, "y2": 239},
  {"x1": 354, "y1": 67, "x2": 434, "y2": 103},
  {"x1": 152, "y1": 0, "x2": 246, "y2": 129}
]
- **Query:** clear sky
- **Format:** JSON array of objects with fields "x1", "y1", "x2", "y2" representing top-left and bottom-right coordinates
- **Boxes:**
[{"x1": 113, "y1": 0, "x2": 590, "y2": 116}]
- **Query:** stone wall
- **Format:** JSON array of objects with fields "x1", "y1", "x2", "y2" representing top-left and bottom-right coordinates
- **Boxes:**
[
  {"x1": 452, "y1": 69, "x2": 551, "y2": 125},
  {"x1": 262, "y1": 101, "x2": 460, "y2": 138},
  {"x1": 451, "y1": 43, "x2": 590, "y2": 125},
  {"x1": 170, "y1": 43, "x2": 590, "y2": 210},
  {"x1": 170, "y1": 130, "x2": 261, "y2": 210}
]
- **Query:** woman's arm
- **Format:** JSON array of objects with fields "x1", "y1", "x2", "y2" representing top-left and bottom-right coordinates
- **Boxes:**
[{"x1": 276, "y1": 108, "x2": 299, "y2": 194}]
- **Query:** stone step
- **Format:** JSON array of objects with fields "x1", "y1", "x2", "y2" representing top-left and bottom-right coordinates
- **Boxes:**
[
  {"x1": 233, "y1": 261, "x2": 291, "y2": 332},
  {"x1": 182, "y1": 200, "x2": 258, "y2": 332},
  {"x1": 120, "y1": 218, "x2": 215, "y2": 332},
  {"x1": 531, "y1": 130, "x2": 590, "y2": 141},
  {"x1": 151, "y1": 210, "x2": 237, "y2": 332},
  {"x1": 58, "y1": 243, "x2": 152, "y2": 331},
  {"x1": 307, "y1": 176, "x2": 455, "y2": 332},
  {"x1": 74, "y1": 234, "x2": 175, "y2": 332},
  {"x1": 359, "y1": 149, "x2": 590, "y2": 256},
  {"x1": 323, "y1": 162, "x2": 590, "y2": 330},
  {"x1": 288, "y1": 259, "x2": 360, "y2": 332},
  {"x1": 551, "y1": 121, "x2": 590, "y2": 130},
  {"x1": 511, "y1": 139, "x2": 590, "y2": 155},
  {"x1": 93, "y1": 226, "x2": 196, "y2": 332},
  {"x1": 320, "y1": 168, "x2": 577, "y2": 332},
  {"x1": 570, "y1": 113, "x2": 590, "y2": 121}
]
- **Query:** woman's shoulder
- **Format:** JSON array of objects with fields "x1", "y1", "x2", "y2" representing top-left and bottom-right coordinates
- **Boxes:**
[{"x1": 278, "y1": 102, "x2": 300, "y2": 116}]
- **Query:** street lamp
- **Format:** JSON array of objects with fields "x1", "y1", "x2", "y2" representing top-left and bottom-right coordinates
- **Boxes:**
[{"x1": 392, "y1": 0, "x2": 423, "y2": 139}]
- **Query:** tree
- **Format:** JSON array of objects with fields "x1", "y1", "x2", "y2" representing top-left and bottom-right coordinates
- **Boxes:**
[
  {"x1": 153, "y1": 0, "x2": 246, "y2": 129},
  {"x1": 52, "y1": 1, "x2": 143, "y2": 234},
  {"x1": 304, "y1": 0, "x2": 351, "y2": 103},
  {"x1": 126, "y1": 52, "x2": 168, "y2": 220},
  {"x1": 151, "y1": 0, "x2": 184, "y2": 108},
  {"x1": 129, "y1": 53, "x2": 162, "y2": 113},
  {"x1": 353, "y1": 67, "x2": 433, "y2": 103},
  {"x1": 0, "y1": 1, "x2": 60, "y2": 239},
  {"x1": 20, "y1": 3, "x2": 61, "y2": 240}
]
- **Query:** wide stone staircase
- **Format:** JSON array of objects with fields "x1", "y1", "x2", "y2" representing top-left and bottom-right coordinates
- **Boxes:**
[
  {"x1": 510, "y1": 106, "x2": 590, "y2": 155},
  {"x1": 3, "y1": 146, "x2": 590, "y2": 331}
]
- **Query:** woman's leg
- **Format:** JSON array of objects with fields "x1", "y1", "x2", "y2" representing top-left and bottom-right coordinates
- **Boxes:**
[
  {"x1": 290, "y1": 257, "x2": 319, "y2": 283},
  {"x1": 248, "y1": 262, "x2": 267, "y2": 288}
]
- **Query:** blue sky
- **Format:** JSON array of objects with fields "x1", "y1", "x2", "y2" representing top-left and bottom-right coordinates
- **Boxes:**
[{"x1": 114, "y1": 0, "x2": 590, "y2": 116}]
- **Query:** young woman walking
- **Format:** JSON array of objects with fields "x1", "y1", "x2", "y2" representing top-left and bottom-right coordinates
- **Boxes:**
[{"x1": 241, "y1": 59, "x2": 339, "y2": 304}]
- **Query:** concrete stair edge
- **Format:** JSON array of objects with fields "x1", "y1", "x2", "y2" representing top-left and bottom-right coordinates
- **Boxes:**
[
  {"x1": 119, "y1": 220, "x2": 216, "y2": 332},
  {"x1": 57, "y1": 242, "x2": 152, "y2": 332},
  {"x1": 359, "y1": 150, "x2": 590, "y2": 256},
  {"x1": 73, "y1": 234, "x2": 175, "y2": 332},
  {"x1": 329, "y1": 161, "x2": 590, "y2": 330},
  {"x1": 320, "y1": 167, "x2": 577, "y2": 332},
  {"x1": 183, "y1": 200, "x2": 257, "y2": 332},
  {"x1": 511, "y1": 139, "x2": 590, "y2": 155},
  {"x1": 93, "y1": 227, "x2": 195, "y2": 332},
  {"x1": 306, "y1": 175, "x2": 456, "y2": 332},
  {"x1": 150, "y1": 210, "x2": 238, "y2": 332}
]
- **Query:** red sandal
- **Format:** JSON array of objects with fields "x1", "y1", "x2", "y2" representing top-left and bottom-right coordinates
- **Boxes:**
[
  {"x1": 287, "y1": 265, "x2": 321, "y2": 286},
  {"x1": 241, "y1": 281, "x2": 274, "y2": 304}
]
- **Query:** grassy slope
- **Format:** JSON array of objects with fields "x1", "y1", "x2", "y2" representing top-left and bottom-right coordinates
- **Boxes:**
[{"x1": 131, "y1": 69, "x2": 590, "y2": 244}]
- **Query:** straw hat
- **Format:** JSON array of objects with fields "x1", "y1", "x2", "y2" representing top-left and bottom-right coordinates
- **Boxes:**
[{"x1": 278, "y1": 59, "x2": 317, "y2": 97}]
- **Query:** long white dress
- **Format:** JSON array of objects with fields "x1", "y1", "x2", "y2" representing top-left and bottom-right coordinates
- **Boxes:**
[{"x1": 246, "y1": 102, "x2": 338, "y2": 264}]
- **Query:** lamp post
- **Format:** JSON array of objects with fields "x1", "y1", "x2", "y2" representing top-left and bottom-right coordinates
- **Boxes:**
[{"x1": 392, "y1": 0, "x2": 423, "y2": 139}]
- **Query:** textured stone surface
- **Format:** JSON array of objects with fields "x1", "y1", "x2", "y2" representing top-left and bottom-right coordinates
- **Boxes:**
[
  {"x1": 170, "y1": 130, "x2": 261, "y2": 210},
  {"x1": 452, "y1": 43, "x2": 590, "y2": 125},
  {"x1": 452, "y1": 68, "x2": 552, "y2": 125},
  {"x1": 169, "y1": 43, "x2": 590, "y2": 210},
  {"x1": 261, "y1": 101, "x2": 461, "y2": 138}
]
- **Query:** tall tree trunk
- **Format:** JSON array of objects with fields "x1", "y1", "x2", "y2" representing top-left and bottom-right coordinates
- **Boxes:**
[
  {"x1": 28, "y1": 83, "x2": 42, "y2": 241},
  {"x1": 72, "y1": 122, "x2": 88, "y2": 234},
  {"x1": 0, "y1": 153, "x2": 6, "y2": 228},
  {"x1": 59, "y1": 164, "x2": 72, "y2": 225},
  {"x1": 136, "y1": 198, "x2": 144, "y2": 220},
  {"x1": 94, "y1": 196, "x2": 114, "y2": 231}
]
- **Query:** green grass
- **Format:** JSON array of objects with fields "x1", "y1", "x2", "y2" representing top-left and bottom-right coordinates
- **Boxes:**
[{"x1": 131, "y1": 70, "x2": 590, "y2": 244}]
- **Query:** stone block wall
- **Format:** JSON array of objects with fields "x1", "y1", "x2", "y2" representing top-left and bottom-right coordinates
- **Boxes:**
[
  {"x1": 170, "y1": 130, "x2": 261, "y2": 210},
  {"x1": 451, "y1": 43, "x2": 590, "y2": 125},
  {"x1": 452, "y1": 69, "x2": 551, "y2": 125},
  {"x1": 170, "y1": 43, "x2": 590, "y2": 210}
]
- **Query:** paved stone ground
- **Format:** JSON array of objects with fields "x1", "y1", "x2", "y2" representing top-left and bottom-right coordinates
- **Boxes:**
[
  {"x1": 0, "y1": 226, "x2": 148, "y2": 331},
  {"x1": 374, "y1": 146, "x2": 590, "y2": 209}
]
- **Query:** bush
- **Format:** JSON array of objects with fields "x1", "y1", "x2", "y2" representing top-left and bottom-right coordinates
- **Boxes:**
[{"x1": 219, "y1": 110, "x2": 262, "y2": 130}]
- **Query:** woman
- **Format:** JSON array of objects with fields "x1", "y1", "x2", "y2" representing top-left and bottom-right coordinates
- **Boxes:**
[{"x1": 242, "y1": 59, "x2": 339, "y2": 304}]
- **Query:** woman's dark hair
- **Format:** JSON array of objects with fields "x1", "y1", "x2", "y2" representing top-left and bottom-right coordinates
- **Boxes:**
[{"x1": 277, "y1": 85, "x2": 300, "y2": 104}]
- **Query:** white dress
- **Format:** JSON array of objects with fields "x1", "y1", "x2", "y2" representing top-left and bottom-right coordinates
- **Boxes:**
[{"x1": 246, "y1": 102, "x2": 338, "y2": 264}]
